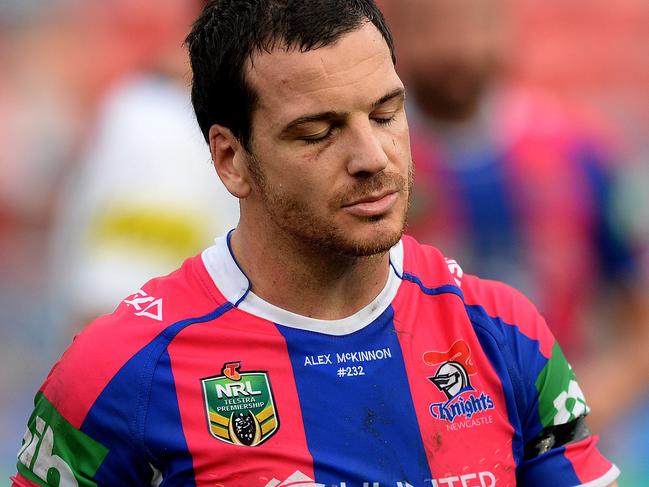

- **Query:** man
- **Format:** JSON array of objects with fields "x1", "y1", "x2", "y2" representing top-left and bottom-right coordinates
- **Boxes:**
[{"x1": 13, "y1": 1, "x2": 619, "y2": 486}]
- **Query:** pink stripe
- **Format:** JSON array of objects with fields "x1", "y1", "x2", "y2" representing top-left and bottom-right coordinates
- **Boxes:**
[
  {"x1": 401, "y1": 235, "x2": 459, "y2": 289},
  {"x1": 564, "y1": 436, "x2": 615, "y2": 484},
  {"x1": 391, "y1": 275, "x2": 517, "y2": 484},
  {"x1": 401, "y1": 235, "x2": 554, "y2": 358},
  {"x1": 167, "y1": 308, "x2": 314, "y2": 486}
]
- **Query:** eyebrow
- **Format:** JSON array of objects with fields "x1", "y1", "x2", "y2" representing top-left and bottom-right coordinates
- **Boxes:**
[
  {"x1": 280, "y1": 87, "x2": 406, "y2": 136},
  {"x1": 372, "y1": 87, "x2": 406, "y2": 109}
]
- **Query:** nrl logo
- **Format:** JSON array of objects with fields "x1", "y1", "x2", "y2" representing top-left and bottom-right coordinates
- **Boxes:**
[{"x1": 201, "y1": 362, "x2": 279, "y2": 446}]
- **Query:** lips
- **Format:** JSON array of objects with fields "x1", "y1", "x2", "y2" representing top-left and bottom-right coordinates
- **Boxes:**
[{"x1": 342, "y1": 190, "x2": 399, "y2": 217}]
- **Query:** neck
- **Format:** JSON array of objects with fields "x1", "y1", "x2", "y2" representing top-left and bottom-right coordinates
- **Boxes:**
[{"x1": 229, "y1": 223, "x2": 391, "y2": 320}]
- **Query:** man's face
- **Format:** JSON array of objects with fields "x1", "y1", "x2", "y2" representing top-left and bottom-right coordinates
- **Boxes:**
[{"x1": 242, "y1": 23, "x2": 412, "y2": 257}]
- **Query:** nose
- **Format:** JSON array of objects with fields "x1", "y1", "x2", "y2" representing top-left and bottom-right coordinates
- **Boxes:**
[{"x1": 345, "y1": 118, "x2": 390, "y2": 176}]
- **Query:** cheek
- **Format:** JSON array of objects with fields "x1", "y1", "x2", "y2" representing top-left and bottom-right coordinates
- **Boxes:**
[
  {"x1": 272, "y1": 170, "x2": 328, "y2": 206},
  {"x1": 389, "y1": 125, "x2": 412, "y2": 164},
  {"x1": 289, "y1": 154, "x2": 339, "y2": 192}
]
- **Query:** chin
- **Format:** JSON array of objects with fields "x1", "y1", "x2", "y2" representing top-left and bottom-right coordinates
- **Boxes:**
[{"x1": 334, "y1": 221, "x2": 405, "y2": 257}]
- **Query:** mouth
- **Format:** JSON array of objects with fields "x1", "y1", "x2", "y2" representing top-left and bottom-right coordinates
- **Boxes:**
[{"x1": 341, "y1": 190, "x2": 399, "y2": 217}]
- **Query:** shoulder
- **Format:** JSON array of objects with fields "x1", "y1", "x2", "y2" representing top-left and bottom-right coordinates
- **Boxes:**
[
  {"x1": 401, "y1": 235, "x2": 555, "y2": 356},
  {"x1": 463, "y1": 273, "x2": 555, "y2": 358},
  {"x1": 41, "y1": 254, "x2": 226, "y2": 428}
]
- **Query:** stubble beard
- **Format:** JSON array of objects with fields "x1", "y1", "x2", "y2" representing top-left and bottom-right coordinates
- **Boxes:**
[{"x1": 247, "y1": 154, "x2": 413, "y2": 258}]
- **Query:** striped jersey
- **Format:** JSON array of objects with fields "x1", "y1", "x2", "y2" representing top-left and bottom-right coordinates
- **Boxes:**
[{"x1": 13, "y1": 234, "x2": 619, "y2": 486}]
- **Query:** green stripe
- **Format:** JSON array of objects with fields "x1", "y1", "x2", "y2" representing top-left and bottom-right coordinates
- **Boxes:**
[
  {"x1": 16, "y1": 392, "x2": 109, "y2": 486},
  {"x1": 535, "y1": 343, "x2": 589, "y2": 428}
]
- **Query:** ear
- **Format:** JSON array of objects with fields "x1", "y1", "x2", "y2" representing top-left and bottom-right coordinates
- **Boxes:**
[{"x1": 209, "y1": 124, "x2": 252, "y2": 198}]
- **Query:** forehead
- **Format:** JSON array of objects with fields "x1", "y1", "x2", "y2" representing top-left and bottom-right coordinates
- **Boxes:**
[{"x1": 246, "y1": 23, "x2": 401, "y2": 127}]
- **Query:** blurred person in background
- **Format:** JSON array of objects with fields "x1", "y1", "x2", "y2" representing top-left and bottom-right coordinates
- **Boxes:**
[
  {"x1": 1, "y1": 0, "x2": 238, "y2": 478},
  {"x1": 47, "y1": 0, "x2": 239, "y2": 336},
  {"x1": 0, "y1": 0, "x2": 204, "y2": 226},
  {"x1": 380, "y1": 0, "x2": 649, "y2": 438}
]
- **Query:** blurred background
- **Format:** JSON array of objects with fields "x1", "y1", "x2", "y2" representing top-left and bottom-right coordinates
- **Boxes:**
[{"x1": 1, "y1": 0, "x2": 648, "y2": 485}]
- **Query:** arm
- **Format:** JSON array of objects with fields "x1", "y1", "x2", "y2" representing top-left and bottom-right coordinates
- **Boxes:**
[
  {"x1": 13, "y1": 380, "x2": 157, "y2": 486},
  {"x1": 11, "y1": 310, "x2": 162, "y2": 486},
  {"x1": 463, "y1": 275, "x2": 621, "y2": 487},
  {"x1": 517, "y1": 340, "x2": 620, "y2": 487}
]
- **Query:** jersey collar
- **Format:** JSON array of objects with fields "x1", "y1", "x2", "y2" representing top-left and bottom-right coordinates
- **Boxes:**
[{"x1": 201, "y1": 231, "x2": 404, "y2": 335}]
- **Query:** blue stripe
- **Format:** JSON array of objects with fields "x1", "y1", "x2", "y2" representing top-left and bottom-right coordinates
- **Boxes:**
[
  {"x1": 518, "y1": 445, "x2": 580, "y2": 487},
  {"x1": 82, "y1": 303, "x2": 233, "y2": 485},
  {"x1": 275, "y1": 306, "x2": 433, "y2": 486},
  {"x1": 465, "y1": 305, "x2": 527, "y2": 472},
  {"x1": 401, "y1": 272, "x2": 465, "y2": 301},
  {"x1": 132, "y1": 303, "x2": 234, "y2": 441},
  {"x1": 225, "y1": 229, "x2": 251, "y2": 307},
  {"x1": 465, "y1": 304, "x2": 581, "y2": 485},
  {"x1": 144, "y1": 349, "x2": 196, "y2": 485}
]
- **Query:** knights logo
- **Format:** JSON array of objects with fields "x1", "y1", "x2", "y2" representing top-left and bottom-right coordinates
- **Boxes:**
[
  {"x1": 201, "y1": 362, "x2": 279, "y2": 446},
  {"x1": 430, "y1": 361, "x2": 473, "y2": 400},
  {"x1": 423, "y1": 340, "x2": 495, "y2": 423},
  {"x1": 424, "y1": 339, "x2": 477, "y2": 399}
]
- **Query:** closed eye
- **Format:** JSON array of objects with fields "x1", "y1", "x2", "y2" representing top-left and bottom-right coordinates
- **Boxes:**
[
  {"x1": 301, "y1": 128, "x2": 335, "y2": 145},
  {"x1": 373, "y1": 113, "x2": 397, "y2": 126}
]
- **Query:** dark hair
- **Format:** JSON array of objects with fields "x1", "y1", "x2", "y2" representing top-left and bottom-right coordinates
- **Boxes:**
[{"x1": 185, "y1": 0, "x2": 395, "y2": 151}]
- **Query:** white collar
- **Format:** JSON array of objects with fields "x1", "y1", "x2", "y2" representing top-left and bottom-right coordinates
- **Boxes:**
[{"x1": 201, "y1": 232, "x2": 404, "y2": 335}]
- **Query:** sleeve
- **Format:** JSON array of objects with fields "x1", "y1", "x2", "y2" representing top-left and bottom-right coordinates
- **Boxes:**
[
  {"x1": 517, "y1": 341, "x2": 620, "y2": 486},
  {"x1": 10, "y1": 315, "x2": 163, "y2": 486},
  {"x1": 13, "y1": 391, "x2": 110, "y2": 486},
  {"x1": 12, "y1": 371, "x2": 159, "y2": 486},
  {"x1": 462, "y1": 274, "x2": 620, "y2": 487},
  {"x1": 10, "y1": 256, "x2": 217, "y2": 486}
]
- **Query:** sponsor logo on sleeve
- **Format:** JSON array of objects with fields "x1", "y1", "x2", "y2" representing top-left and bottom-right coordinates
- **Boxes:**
[
  {"x1": 536, "y1": 343, "x2": 591, "y2": 428},
  {"x1": 423, "y1": 340, "x2": 495, "y2": 427},
  {"x1": 552, "y1": 380, "x2": 588, "y2": 425},
  {"x1": 202, "y1": 362, "x2": 279, "y2": 446},
  {"x1": 17, "y1": 393, "x2": 108, "y2": 486}
]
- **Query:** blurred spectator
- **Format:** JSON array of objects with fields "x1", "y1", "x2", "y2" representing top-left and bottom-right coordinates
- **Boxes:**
[
  {"x1": 380, "y1": 0, "x2": 649, "y2": 437},
  {"x1": 0, "y1": 0, "x2": 240, "y2": 478},
  {"x1": 46, "y1": 0, "x2": 239, "y2": 336},
  {"x1": 0, "y1": 0, "x2": 216, "y2": 321},
  {"x1": 0, "y1": 0, "x2": 203, "y2": 226},
  {"x1": 48, "y1": 70, "x2": 239, "y2": 334}
]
